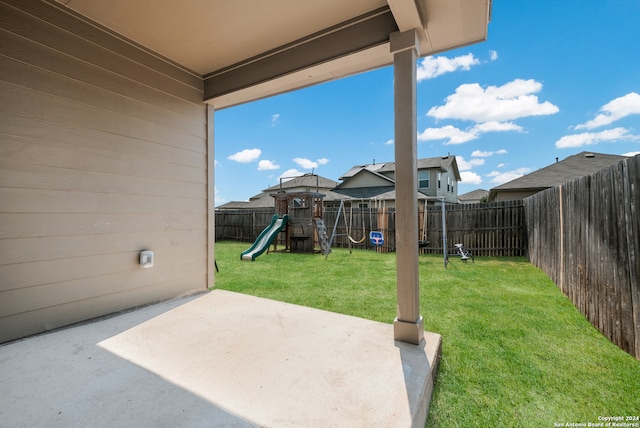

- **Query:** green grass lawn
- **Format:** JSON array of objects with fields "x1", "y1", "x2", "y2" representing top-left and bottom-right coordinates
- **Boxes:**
[{"x1": 214, "y1": 241, "x2": 640, "y2": 427}]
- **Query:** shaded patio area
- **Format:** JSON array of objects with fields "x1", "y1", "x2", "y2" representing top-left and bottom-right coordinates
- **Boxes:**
[{"x1": 1, "y1": 289, "x2": 441, "y2": 427}]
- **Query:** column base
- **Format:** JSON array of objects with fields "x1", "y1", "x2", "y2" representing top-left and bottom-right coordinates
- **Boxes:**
[{"x1": 394, "y1": 316, "x2": 424, "y2": 345}]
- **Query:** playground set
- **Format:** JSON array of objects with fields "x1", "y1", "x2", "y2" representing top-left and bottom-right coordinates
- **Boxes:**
[
  {"x1": 240, "y1": 190, "x2": 387, "y2": 261},
  {"x1": 240, "y1": 185, "x2": 472, "y2": 265},
  {"x1": 241, "y1": 190, "x2": 330, "y2": 260}
]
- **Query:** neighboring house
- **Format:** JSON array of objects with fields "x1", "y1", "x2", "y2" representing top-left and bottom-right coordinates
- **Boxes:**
[
  {"x1": 263, "y1": 174, "x2": 339, "y2": 197},
  {"x1": 488, "y1": 152, "x2": 628, "y2": 202},
  {"x1": 458, "y1": 189, "x2": 489, "y2": 204},
  {"x1": 1, "y1": 1, "x2": 490, "y2": 343},
  {"x1": 216, "y1": 192, "x2": 276, "y2": 210},
  {"x1": 333, "y1": 155, "x2": 461, "y2": 206},
  {"x1": 217, "y1": 174, "x2": 341, "y2": 210}
]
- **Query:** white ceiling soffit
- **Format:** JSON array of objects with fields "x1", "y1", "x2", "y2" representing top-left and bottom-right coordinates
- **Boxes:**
[
  {"x1": 207, "y1": 0, "x2": 491, "y2": 109},
  {"x1": 52, "y1": 0, "x2": 389, "y2": 75},
  {"x1": 52, "y1": 0, "x2": 490, "y2": 109}
]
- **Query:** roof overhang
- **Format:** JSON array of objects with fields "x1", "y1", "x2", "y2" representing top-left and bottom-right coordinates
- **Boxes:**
[{"x1": 51, "y1": 0, "x2": 491, "y2": 109}]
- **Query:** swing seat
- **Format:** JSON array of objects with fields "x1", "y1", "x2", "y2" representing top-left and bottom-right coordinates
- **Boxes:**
[
  {"x1": 369, "y1": 231, "x2": 384, "y2": 246},
  {"x1": 418, "y1": 240, "x2": 430, "y2": 248},
  {"x1": 348, "y1": 235, "x2": 366, "y2": 244}
]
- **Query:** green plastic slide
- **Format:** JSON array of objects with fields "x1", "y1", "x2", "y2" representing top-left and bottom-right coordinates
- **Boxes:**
[{"x1": 240, "y1": 214, "x2": 289, "y2": 261}]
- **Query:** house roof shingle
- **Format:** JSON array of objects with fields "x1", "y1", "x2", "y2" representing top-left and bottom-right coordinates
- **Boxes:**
[
  {"x1": 339, "y1": 155, "x2": 461, "y2": 181},
  {"x1": 332, "y1": 186, "x2": 429, "y2": 201},
  {"x1": 263, "y1": 173, "x2": 338, "y2": 192},
  {"x1": 458, "y1": 189, "x2": 489, "y2": 202},
  {"x1": 490, "y1": 152, "x2": 627, "y2": 192}
]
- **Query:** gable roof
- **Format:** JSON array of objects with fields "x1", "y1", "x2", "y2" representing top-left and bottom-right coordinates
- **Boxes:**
[
  {"x1": 339, "y1": 155, "x2": 461, "y2": 181},
  {"x1": 334, "y1": 168, "x2": 396, "y2": 189},
  {"x1": 333, "y1": 186, "x2": 429, "y2": 201},
  {"x1": 216, "y1": 192, "x2": 275, "y2": 210},
  {"x1": 458, "y1": 189, "x2": 489, "y2": 202},
  {"x1": 339, "y1": 162, "x2": 391, "y2": 180},
  {"x1": 490, "y1": 152, "x2": 627, "y2": 194},
  {"x1": 218, "y1": 174, "x2": 344, "y2": 208},
  {"x1": 263, "y1": 174, "x2": 338, "y2": 192}
]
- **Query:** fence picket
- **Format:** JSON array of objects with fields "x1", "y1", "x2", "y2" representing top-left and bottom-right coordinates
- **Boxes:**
[{"x1": 525, "y1": 155, "x2": 640, "y2": 360}]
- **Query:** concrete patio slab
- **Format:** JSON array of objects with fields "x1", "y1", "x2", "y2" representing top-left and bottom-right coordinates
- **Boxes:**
[{"x1": 0, "y1": 289, "x2": 442, "y2": 427}]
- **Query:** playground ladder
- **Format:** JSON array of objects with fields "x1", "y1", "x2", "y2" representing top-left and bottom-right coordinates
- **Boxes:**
[{"x1": 314, "y1": 218, "x2": 331, "y2": 256}]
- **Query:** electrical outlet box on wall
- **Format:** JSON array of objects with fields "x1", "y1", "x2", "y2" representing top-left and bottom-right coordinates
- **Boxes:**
[{"x1": 139, "y1": 250, "x2": 154, "y2": 268}]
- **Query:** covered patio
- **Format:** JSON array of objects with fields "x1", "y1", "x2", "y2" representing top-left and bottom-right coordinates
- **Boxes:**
[{"x1": 1, "y1": 289, "x2": 441, "y2": 427}]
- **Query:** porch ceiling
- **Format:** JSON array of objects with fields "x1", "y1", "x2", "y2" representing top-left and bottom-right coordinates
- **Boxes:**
[{"x1": 52, "y1": 0, "x2": 491, "y2": 108}]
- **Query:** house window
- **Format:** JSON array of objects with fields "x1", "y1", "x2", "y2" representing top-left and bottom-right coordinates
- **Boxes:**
[
  {"x1": 418, "y1": 171, "x2": 430, "y2": 188},
  {"x1": 358, "y1": 202, "x2": 369, "y2": 209},
  {"x1": 437, "y1": 172, "x2": 441, "y2": 189},
  {"x1": 447, "y1": 176, "x2": 451, "y2": 192}
]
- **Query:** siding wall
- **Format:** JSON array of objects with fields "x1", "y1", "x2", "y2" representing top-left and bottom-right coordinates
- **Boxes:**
[
  {"x1": 0, "y1": 0, "x2": 210, "y2": 343},
  {"x1": 492, "y1": 189, "x2": 539, "y2": 202},
  {"x1": 339, "y1": 172, "x2": 392, "y2": 188}
]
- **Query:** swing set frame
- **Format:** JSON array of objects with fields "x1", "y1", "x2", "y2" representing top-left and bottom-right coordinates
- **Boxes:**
[
  {"x1": 326, "y1": 199, "x2": 374, "y2": 258},
  {"x1": 326, "y1": 196, "x2": 454, "y2": 268}
]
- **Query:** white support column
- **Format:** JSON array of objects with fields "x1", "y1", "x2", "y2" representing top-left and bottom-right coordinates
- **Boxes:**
[
  {"x1": 391, "y1": 29, "x2": 424, "y2": 345},
  {"x1": 207, "y1": 104, "x2": 216, "y2": 288}
]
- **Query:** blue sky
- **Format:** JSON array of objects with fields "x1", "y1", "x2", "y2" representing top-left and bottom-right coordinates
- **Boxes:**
[{"x1": 214, "y1": 1, "x2": 640, "y2": 205}]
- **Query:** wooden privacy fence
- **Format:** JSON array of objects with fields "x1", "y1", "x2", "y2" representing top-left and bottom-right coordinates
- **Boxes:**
[
  {"x1": 216, "y1": 201, "x2": 527, "y2": 256},
  {"x1": 421, "y1": 201, "x2": 526, "y2": 257},
  {"x1": 524, "y1": 155, "x2": 640, "y2": 360},
  {"x1": 215, "y1": 208, "x2": 277, "y2": 242},
  {"x1": 323, "y1": 201, "x2": 526, "y2": 256}
]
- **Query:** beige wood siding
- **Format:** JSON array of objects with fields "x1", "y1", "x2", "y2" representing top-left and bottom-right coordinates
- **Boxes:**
[
  {"x1": 0, "y1": 1, "x2": 209, "y2": 343},
  {"x1": 493, "y1": 190, "x2": 539, "y2": 202},
  {"x1": 339, "y1": 172, "x2": 392, "y2": 188}
]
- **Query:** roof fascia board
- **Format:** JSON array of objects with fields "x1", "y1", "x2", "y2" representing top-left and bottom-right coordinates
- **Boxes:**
[
  {"x1": 449, "y1": 157, "x2": 462, "y2": 181},
  {"x1": 423, "y1": 0, "x2": 491, "y2": 55},
  {"x1": 335, "y1": 169, "x2": 395, "y2": 189},
  {"x1": 204, "y1": 7, "x2": 397, "y2": 106},
  {"x1": 208, "y1": 44, "x2": 392, "y2": 109}
]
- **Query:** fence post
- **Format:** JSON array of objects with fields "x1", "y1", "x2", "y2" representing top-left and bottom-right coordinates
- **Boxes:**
[{"x1": 559, "y1": 185, "x2": 564, "y2": 291}]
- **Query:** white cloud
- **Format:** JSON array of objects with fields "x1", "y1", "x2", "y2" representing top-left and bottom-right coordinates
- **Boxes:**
[
  {"x1": 293, "y1": 157, "x2": 318, "y2": 169},
  {"x1": 418, "y1": 125, "x2": 478, "y2": 145},
  {"x1": 460, "y1": 171, "x2": 483, "y2": 185},
  {"x1": 487, "y1": 167, "x2": 531, "y2": 184},
  {"x1": 457, "y1": 156, "x2": 485, "y2": 171},
  {"x1": 417, "y1": 53, "x2": 480, "y2": 81},
  {"x1": 575, "y1": 92, "x2": 640, "y2": 130},
  {"x1": 385, "y1": 139, "x2": 394, "y2": 145},
  {"x1": 279, "y1": 169, "x2": 305, "y2": 181},
  {"x1": 497, "y1": 163, "x2": 506, "y2": 168},
  {"x1": 317, "y1": 158, "x2": 329, "y2": 165},
  {"x1": 471, "y1": 150, "x2": 493, "y2": 157},
  {"x1": 471, "y1": 149, "x2": 508, "y2": 158},
  {"x1": 228, "y1": 148, "x2": 261, "y2": 163},
  {"x1": 214, "y1": 186, "x2": 225, "y2": 205},
  {"x1": 473, "y1": 121, "x2": 524, "y2": 133},
  {"x1": 258, "y1": 159, "x2": 279, "y2": 170},
  {"x1": 418, "y1": 122, "x2": 522, "y2": 145},
  {"x1": 271, "y1": 113, "x2": 280, "y2": 125},
  {"x1": 489, "y1": 50, "x2": 498, "y2": 61},
  {"x1": 427, "y1": 79, "x2": 559, "y2": 122},
  {"x1": 623, "y1": 151, "x2": 640, "y2": 157},
  {"x1": 555, "y1": 127, "x2": 640, "y2": 148}
]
